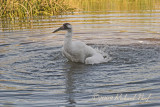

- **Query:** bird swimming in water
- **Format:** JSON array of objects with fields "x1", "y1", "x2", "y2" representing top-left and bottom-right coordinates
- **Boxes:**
[{"x1": 53, "y1": 23, "x2": 109, "y2": 64}]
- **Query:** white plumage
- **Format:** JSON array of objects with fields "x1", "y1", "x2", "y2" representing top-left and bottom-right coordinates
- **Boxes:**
[{"x1": 53, "y1": 23, "x2": 109, "y2": 64}]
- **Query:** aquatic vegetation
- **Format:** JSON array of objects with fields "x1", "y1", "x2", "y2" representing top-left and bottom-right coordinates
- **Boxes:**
[
  {"x1": 0, "y1": 0, "x2": 76, "y2": 19},
  {"x1": 75, "y1": 0, "x2": 160, "y2": 12},
  {"x1": 0, "y1": 0, "x2": 160, "y2": 19}
]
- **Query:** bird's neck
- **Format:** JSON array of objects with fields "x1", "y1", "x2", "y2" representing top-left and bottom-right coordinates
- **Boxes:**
[{"x1": 64, "y1": 30, "x2": 72, "y2": 47}]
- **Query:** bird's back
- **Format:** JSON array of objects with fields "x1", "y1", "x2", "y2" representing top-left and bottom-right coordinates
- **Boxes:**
[{"x1": 63, "y1": 40, "x2": 95, "y2": 63}]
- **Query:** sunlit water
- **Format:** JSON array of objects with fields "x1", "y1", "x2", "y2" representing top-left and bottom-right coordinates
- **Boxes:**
[{"x1": 0, "y1": 10, "x2": 160, "y2": 107}]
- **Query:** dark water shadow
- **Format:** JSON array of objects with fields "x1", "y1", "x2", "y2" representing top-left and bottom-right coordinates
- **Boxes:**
[{"x1": 62, "y1": 62, "x2": 91, "y2": 106}]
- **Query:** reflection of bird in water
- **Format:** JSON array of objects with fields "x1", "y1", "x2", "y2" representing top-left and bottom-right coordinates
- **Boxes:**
[{"x1": 53, "y1": 23, "x2": 109, "y2": 64}]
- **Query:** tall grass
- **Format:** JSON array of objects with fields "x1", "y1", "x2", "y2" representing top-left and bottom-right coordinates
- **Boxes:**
[
  {"x1": 0, "y1": 0, "x2": 160, "y2": 19},
  {"x1": 73, "y1": 0, "x2": 160, "y2": 12},
  {"x1": 0, "y1": 0, "x2": 76, "y2": 19}
]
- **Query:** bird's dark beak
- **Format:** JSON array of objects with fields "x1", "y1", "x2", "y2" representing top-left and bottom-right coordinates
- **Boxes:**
[{"x1": 52, "y1": 26, "x2": 64, "y2": 33}]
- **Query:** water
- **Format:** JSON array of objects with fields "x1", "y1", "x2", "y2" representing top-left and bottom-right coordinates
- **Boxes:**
[{"x1": 0, "y1": 10, "x2": 160, "y2": 107}]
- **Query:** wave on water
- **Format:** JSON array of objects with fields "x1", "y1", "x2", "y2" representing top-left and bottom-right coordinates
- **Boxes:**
[{"x1": 94, "y1": 45, "x2": 112, "y2": 63}]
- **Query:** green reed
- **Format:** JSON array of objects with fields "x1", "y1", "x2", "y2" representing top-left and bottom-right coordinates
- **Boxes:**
[
  {"x1": 75, "y1": 0, "x2": 160, "y2": 12},
  {"x1": 0, "y1": 0, "x2": 75, "y2": 19},
  {"x1": 0, "y1": 0, "x2": 160, "y2": 19}
]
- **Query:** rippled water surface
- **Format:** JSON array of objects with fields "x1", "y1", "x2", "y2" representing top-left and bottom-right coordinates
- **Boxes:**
[{"x1": 0, "y1": 10, "x2": 160, "y2": 107}]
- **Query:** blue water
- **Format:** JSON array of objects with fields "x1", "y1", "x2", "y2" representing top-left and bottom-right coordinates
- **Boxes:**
[{"x1": 0, "y1": 11, "x2": 160, "y2": 107}]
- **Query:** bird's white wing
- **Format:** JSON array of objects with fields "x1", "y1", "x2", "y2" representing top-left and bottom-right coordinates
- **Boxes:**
[{"x1": 72, "y1": 41, "x2": 96, "y2": 56}]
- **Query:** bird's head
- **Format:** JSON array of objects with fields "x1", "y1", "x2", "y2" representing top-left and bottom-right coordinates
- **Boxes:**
[{"x1": 53, "y1": 23, "x2": 72, "y2": 33}]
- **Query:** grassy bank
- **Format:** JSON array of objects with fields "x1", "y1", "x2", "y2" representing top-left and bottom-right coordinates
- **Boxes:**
[
  {"x1": 74, "y1": 0, "x2": 160, "y2": 12},
  {"x1": 0, "y1": 0, "x2": 160, "y2": 19},
  {"x1": 0, "y1": 0, "x2": 76, "y2": 19}
]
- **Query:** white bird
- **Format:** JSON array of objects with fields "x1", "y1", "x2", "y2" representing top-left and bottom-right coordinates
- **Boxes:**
[{"x1": 53, "y1": 23, "x2": 109, "y2": 64}]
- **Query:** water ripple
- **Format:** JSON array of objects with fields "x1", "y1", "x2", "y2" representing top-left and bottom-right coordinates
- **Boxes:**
[{"x1": 1, "y1": 11, "x2": 160, "y2": 107}]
